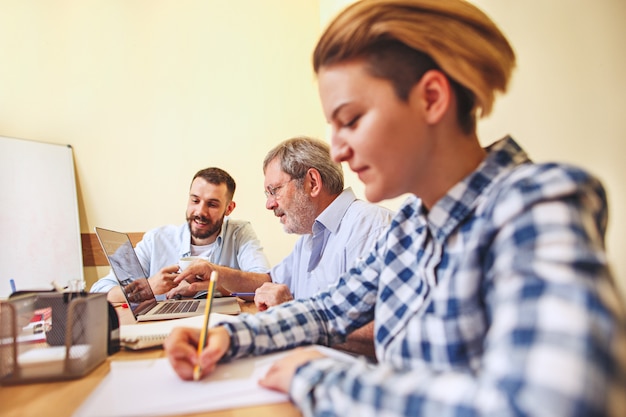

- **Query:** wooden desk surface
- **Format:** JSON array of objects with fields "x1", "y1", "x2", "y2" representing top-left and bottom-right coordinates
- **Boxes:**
[{"x1": 0, "y1": 300, "x2": 302, "y2": 417}]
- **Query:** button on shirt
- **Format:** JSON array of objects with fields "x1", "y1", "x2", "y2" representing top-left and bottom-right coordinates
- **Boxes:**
[
  {"x1": 91, "y1": 218, "x2": 270, "y2": 299},
  {"x1": 269, "y1": 188, "x2": 394, "y2": 300},
  {"x1": 219, "y1": 137, "x2": 626, "y2": 417}
]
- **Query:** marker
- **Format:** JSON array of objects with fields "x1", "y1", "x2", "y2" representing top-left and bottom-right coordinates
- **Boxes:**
[
  {"x1": 9, "y1": 279, "x2": 16, "y2": 293},
  {"x1": 230, "y1": 292, "x2": 255, "y2": 297},
  {"x1": 193, "y1": 271, "x2": 217, "y2": 381}
]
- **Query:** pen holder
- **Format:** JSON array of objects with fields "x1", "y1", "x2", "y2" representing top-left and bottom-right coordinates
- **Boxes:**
[{"x1": 0, "y1": 292, "x2": 108, "y2": 385}]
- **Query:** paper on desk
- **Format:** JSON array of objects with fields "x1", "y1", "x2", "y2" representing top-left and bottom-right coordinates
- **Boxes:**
[
  {"x1": 73, "y1": 345, "x2": 359, "y2": 417},
  {"x1": 72, "y1": 351, "x2": 289, "y2": 417}
]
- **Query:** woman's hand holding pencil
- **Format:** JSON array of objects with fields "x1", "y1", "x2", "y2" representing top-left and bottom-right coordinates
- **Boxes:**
[{"x1": 164, "y1": 271, "x2": 232, "y2": 381}]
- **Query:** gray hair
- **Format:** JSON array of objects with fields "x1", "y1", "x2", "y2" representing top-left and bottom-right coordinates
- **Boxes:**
[{"x1": 263, "y1": 136, "x2": 344, "y2": 195}]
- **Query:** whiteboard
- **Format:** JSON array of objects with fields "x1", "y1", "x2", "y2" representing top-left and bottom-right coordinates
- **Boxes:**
[{"x1": 0, "y1": 136, "x2": 83, "y2": 298}]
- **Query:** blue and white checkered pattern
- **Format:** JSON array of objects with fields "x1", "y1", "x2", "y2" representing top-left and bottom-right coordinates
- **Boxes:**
[{"x1": 221, "y1": 137, "x2": 626, "y2": 417}]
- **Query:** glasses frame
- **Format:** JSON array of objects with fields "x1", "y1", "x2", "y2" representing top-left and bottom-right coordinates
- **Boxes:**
[{"x1": 264, "y1": 178, "x2": 297, "y2": 199}]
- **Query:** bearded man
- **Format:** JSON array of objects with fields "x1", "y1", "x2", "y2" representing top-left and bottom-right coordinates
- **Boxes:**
[{"x1": 91, "y1": 167, "x2": 270, "y2": 301}]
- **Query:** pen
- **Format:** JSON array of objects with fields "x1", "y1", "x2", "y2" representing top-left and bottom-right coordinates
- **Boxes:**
[
  {"x1": 193, "y1": 270, "x2": 217, "y2": 381},
  {"x1": 9, "y1": 279, "x2": 16, "y2": 293},
  {"x1": 230, "y1": 292, "x2": 255, "y2": 297}
]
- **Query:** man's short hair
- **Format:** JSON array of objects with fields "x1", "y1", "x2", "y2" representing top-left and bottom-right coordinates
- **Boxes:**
[{"x1": 192, "y1": 167, "x2": 236, "y2": 200}]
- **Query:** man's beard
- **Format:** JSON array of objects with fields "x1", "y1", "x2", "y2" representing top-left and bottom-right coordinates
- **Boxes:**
[
  {"x1": 187, "y1": 215, "x2": 224, "y2": 240},
  {"x1": 279, "y1": 191, "x2": 317, "y2": 235}
]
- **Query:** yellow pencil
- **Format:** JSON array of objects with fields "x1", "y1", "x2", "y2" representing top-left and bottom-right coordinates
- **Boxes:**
[{"x1": 193, "y1": 270, "x2": 217, "y2": 381}]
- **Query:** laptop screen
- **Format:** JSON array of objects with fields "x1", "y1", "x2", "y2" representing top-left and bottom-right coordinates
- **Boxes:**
[{"x1": 94, "y1": 227, "x2": 159, "y2": 316}]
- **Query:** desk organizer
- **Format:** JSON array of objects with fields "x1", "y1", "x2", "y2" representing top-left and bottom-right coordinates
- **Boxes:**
[{"x1": 0, "y1": 292, "x2": 108, "y2": 384}]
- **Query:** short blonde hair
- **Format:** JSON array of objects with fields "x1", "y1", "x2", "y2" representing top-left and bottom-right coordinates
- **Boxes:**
[{"x1": 313, "y1": 0, "x2": 516, "y2": 119}]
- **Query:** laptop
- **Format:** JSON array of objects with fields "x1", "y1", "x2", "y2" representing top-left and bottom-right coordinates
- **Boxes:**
[{"x1": 94, "y1": 227, "x2": 240, "y2": 321}]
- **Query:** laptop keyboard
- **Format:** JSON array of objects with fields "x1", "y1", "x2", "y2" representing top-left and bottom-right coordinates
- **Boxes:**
[{"x1": 155, "y1": 300, "x2": 200, "y2": 314}]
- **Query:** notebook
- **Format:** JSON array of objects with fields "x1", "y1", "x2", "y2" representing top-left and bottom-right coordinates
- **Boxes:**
[
  {"x1": 119, "y1": 312, "x2": 239, "y2": 350},
  {"x1": 94, "y1": 227, "x2": 240, "y2": 322}
]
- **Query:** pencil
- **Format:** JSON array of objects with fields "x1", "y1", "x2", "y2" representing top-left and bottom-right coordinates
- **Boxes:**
[{"x1": 193, "y1": 270, "x2": 217, "y2": 381}]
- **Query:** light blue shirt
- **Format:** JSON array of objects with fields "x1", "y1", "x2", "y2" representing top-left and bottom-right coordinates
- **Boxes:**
[
  {"x1": 269, "y1": 188, "x2": 393, "y2": 300},
  {"x1": 90, "y1": 217, "x2": 270, "y2": 299}
]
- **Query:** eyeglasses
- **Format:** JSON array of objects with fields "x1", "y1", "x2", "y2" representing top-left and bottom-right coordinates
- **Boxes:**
[{"x1": 264, "y1": 178, "x2": 296, "y2": 199}]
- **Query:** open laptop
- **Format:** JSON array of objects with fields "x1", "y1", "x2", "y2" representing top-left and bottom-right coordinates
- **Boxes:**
[{"x1": 94, "y1": 227, "x2": 240, "y2": 321}]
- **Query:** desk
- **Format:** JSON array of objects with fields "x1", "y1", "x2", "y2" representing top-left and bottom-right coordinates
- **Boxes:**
[{"x1": 0, "y1": 300, "x2": 302, "y2": 417}]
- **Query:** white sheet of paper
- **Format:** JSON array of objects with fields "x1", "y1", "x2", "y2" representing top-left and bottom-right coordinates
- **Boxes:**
[
  {"x1": 72, "y1": 352, "x2": 289, "y2": 417},
  {"x1": 73, "y1": 344, "x2": 360, "y2": 417}
]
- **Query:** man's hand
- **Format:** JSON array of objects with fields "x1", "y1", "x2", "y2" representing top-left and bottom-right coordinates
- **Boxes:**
[
  {"x1": 166, "y1": 280, "x2": 206, "y2": 299},
  {"x1": 147, "y1": 264, "x2": 180, "y2": 295},
  {"x1": 254, "y1": 282, "x2": 293, "y2": 311},
  {"x1": 164, "y1": 326, "x2": 231, "y2": 381},
  {"x1": 168, "y1": 260, "x2": 218, "y2": 298},
  {"x1": 172, "y1": 259, "x2": 216, "y2": 285},
  {"x1": 259, "y1": 347, "x2": 326, "y2": 393}
]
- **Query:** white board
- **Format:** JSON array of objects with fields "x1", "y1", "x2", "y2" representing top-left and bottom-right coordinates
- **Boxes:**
[{"x1": 0, "y1": 136, "x2": 83, "y2": 298}]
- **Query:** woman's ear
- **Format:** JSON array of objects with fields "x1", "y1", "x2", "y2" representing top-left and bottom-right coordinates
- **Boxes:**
[{"x1": 410, "y1": 69, "x2": 451, "y2": 125}]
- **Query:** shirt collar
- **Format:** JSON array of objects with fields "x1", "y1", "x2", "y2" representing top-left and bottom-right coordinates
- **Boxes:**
[
  {"x1": 313, "y1": 187, "x2": 357, "y2": 235},
  {"x1": 426, "y1": 136, "x2": 530, "y2": 243}
]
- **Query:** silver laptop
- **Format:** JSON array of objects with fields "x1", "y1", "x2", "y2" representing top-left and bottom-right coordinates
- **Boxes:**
[{"x1": 94, "y1": 227, "x2": 240, "y2": 321}]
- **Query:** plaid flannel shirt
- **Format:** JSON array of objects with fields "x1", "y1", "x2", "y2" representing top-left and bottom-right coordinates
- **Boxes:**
[{"x1": 221, "y1": 136, "x2": 626, "y2": 417}]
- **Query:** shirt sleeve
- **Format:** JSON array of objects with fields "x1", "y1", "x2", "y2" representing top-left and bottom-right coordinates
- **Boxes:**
[
  {"x1": 230, "y1": 221, "x2": 271, "y2": 273},
  {"x1": 268, "y1": 238, "x2": 302, "y2": 288},
  {"x1": 287, "y1": 166, "x2": 626, "y2": 416},
  {"x1": 221, "y1": 242, "x2": 383, "y2": 358},
  {"x1": 89, "y1": 269, "x2": 118, "y2": 293}
]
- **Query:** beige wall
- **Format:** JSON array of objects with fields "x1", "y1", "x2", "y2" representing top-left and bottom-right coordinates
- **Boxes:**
[
  {"x1": 1, "y1": 1, "x2": 624, "y2": 299},
  {"x1": 472, "y1": 0, "x2": 626, "y2": 298},
  {"x1": 0, "y1": 0, "x2": 323, "y2": 288},
  {"x1": 320, "y1": 0, "x2": 626, "y2": 299}
]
